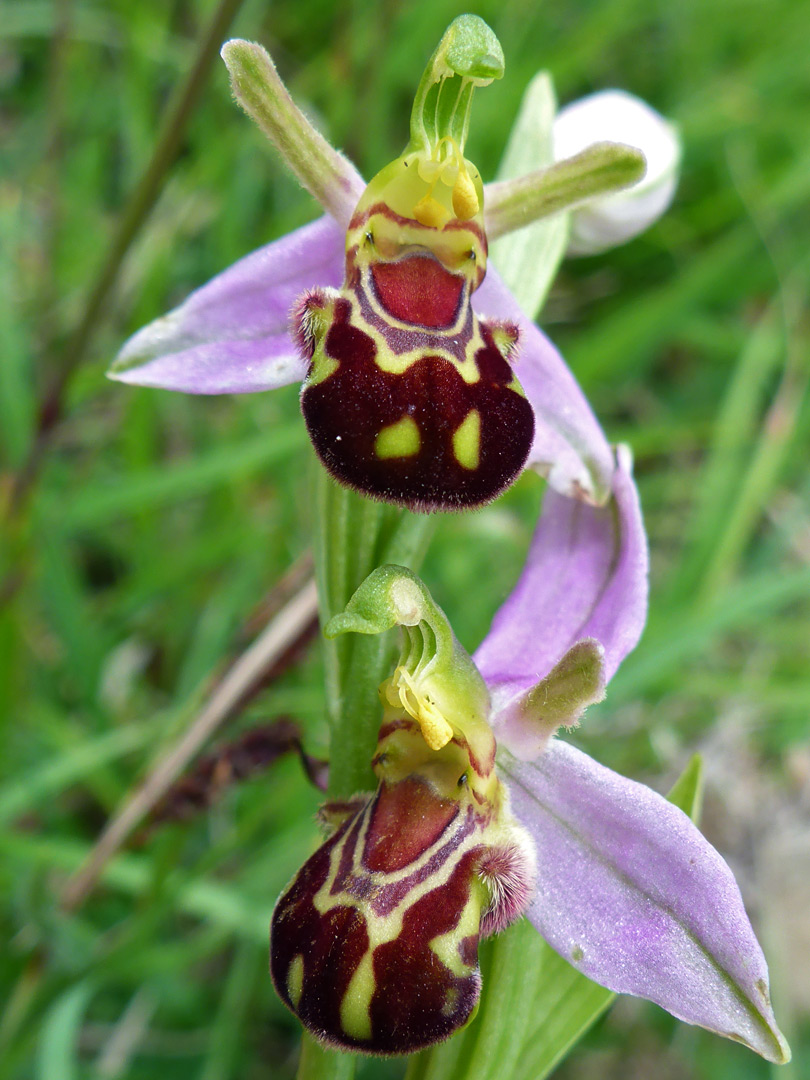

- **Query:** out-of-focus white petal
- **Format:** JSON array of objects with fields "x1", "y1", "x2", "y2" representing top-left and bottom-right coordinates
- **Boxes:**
[{"x1": 553, "y1": 90, "x2": 680, "y2": 255}]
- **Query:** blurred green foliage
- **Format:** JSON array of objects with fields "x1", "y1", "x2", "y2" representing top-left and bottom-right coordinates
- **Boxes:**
[{"x1": 1, "y1": 0, "x2": 809, "y2": 1077}]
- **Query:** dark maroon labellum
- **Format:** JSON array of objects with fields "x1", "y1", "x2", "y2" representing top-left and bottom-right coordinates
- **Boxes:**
[
  {"x1": 295, "y1": 203, "x2": 534, "y2": 511},
  {"x1": 270, "y1": 777, "x2": 486, "y2": 1055}
]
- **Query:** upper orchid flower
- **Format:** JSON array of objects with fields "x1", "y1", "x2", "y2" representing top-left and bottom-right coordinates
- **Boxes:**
[
  {"x1": 108, "y1": 16, "x2": 651, "y2": 511},
  {"x1": 269, "y1": 447, "x2": 789, "y2": 1064}
]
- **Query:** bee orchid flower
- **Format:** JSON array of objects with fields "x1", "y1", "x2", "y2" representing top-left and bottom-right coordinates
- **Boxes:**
[
  {"x1": 109, "y1": 17, "x2": 649, "y2": 511},
  {"x1": 271, "y1": 448, "x2": 789, "y2": 1063}
]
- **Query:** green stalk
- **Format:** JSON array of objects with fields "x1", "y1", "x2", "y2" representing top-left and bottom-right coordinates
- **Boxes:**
[
  {"x1": 298, "y1": 466, "x2": 436, "y2": 1080},
  {"x1": 313, "y1": 468, "x2": 436, "y2": 796},
  {"x1": 298, "y1": 1036, "x2": 357, "y2": 1080}
]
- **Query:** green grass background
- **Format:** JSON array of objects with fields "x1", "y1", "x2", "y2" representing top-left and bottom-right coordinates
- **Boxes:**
[{"x1": 2, "y1": 0, "x2": 809, "y2": 1076}]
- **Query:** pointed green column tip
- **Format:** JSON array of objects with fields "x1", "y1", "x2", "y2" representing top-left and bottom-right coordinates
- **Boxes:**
[
  {"x1": 441, "y1": 15, "x2": 505, "y2": 81},
  {"x1": 325, "y1": 565, "x2": 492, "y2": 755},
  {"x1": 408, "y1": 15, "x2": 504, "y2": 156}
]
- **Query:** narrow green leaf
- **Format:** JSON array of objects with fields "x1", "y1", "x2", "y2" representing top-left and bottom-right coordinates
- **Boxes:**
[
  {"x1": 37, "y1": 426, "x2": 305, "y2": 529},
  {"x1": 0, "y1": 719, "x2": 159, "y2": 824},
  {"x1": 0, "y1": 193, "x2": 35, "y2": 466},
  {"x1": 667, "y1": 753, "x2": 704, "y2": 822},
  {"x1": 35, "y1": 979, "x2": 95, "y2": 1080},
  {"x1": 198, "y1": 942, "x2": 263, "y2": 1080}
]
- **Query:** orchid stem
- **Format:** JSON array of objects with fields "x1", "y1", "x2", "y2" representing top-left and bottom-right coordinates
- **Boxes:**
[
  {"x1": 299, "y1": 467, "x2": 434, "y2": 1077},
  {"x1": 312, "y1": 464, "x2": 436, "y2": 799},
  {"x1": 297, "y1": 1035, "x2": 356, "y2": 1080},
  {"x1": 305, "y1": 466, "x2": 436, "y2": 1075}
]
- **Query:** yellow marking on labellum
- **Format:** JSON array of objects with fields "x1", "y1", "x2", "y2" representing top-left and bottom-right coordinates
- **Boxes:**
[
  {"x1": 303, "y1": 792, "x2": 490, "y2": 1048},
  {"x1": 339, "y1": 952, "x2": 375, "y2": 1041},
  {"x1": 375, "y1": 415, "x2": 421, "y2": 460},
  {"x1": 287, "y1": 954, "x2": 305, "y2": 1009},
  {"x1": 311, "y1": 790, "x2": 481, "y2": 938},
  {"x1": 452, "y1": 410, "x2": 481, "y2": 471},
  {"x1": 506, "y1": 372, "x2": 527, "y2": 396},
  {"x1": 346, "y1": 294, "x2": 484, "y2": 383},
  {"x1": 347, "y1": 210, "x2": 486, "y2": 281},
  {"x1": 442, "y1": 986, "x2": 459, "y2": 1019},
  {"x1": 306, "y1": 350, "x2": 339, "y2": 388},
  {"x1": 430, "y1": 885, "x2": 483, "y2": 979},
  {"x1": 388, "y1": 666, "x2": 454, "y2": 750}
]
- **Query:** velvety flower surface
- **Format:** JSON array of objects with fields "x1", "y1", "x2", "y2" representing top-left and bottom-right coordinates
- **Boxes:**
[{"x1": 111, "y1": 215, "x2": 614, "y2": 504}]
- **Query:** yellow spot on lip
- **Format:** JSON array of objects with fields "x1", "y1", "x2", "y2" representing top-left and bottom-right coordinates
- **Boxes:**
[
  {"x1": 453, "y1": 410, "x2": 481, "y2": 471},
  {"x1": 340, "y1": 951, "x2": 374, "y2": 1041},
  {"x1": 287, "y1": 954, "x2": 305, "y2": 1008},
  {"x1": 375, "y1": 415, "x2": 421, "y2": 459}
]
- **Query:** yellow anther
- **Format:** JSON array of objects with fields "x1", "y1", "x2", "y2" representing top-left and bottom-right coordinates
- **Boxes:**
[
  {"x1": 392, "y1": 666, "x2": 454, "y2": 750},
  {"x1": 452, "y1": 166, "x2": 479, "y2": 221},
  {"x1": 413, "y1": 194, "x2": 452, "y2": 229}
]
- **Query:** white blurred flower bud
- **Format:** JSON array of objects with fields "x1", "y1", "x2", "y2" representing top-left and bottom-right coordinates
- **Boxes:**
[{"x1": 553, "y1": 89, "x2": 680, "y2": 255}]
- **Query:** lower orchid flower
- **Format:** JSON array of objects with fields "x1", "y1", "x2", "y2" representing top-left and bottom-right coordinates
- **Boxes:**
[
  {"x1": 108, "y1": 16, "x2": 651, "y2": 511},
  {"x1": 269, "y1": 447, "x2": 789, "y2": 1064}
]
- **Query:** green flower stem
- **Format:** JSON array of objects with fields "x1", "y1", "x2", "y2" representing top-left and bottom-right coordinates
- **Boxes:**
[
  {"x1": 297, "y1": 468, "x2": 436, "y2": 1080},
  {"x1": 312, "y1": 465, "x2": 436, "y2": 797},
  {"x1": 298, "y1": 1035, "x2": 357, "y2": 1080}
]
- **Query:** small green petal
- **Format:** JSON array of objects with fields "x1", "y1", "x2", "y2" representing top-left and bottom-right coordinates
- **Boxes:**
[
  {"x1": 485, "y1": 141, "x2": 646, "y2": 241},
  {"x1": 220, "y1": 39, "x2": 364, "y2": 224}
]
